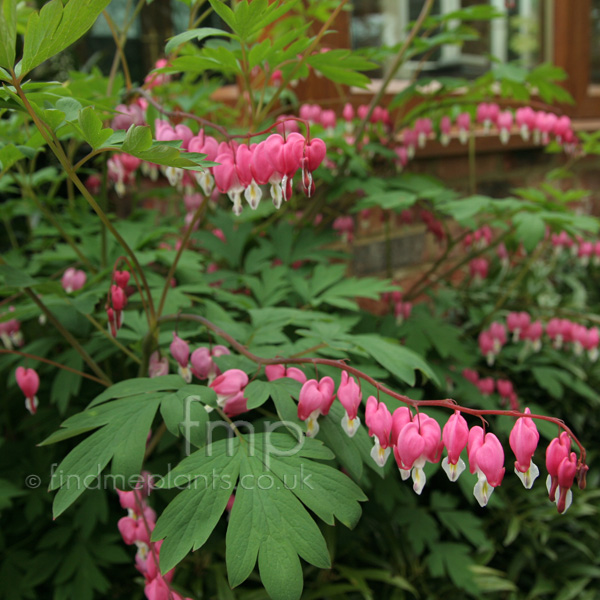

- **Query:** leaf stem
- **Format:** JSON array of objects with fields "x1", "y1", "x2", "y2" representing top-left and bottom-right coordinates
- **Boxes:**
[
  {"x1": 343, "y1": 0, "x2": 435, "y2": 173},
  {"x1": 11, "y1": 74, "x2": 156, "y2": 324}
]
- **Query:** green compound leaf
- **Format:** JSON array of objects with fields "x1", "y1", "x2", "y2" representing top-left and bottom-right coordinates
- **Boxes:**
[
  {"x1": 357, "y1": 334, "x2": 439, "y2": 387},
  {"x1": 153, "y1": 433, "x2": 364, "y2": 600},
  {"x1": 0, "y1": 0, "x2": 17, "y2": 70},
  {"x1": 20, "y1": 0, "x2": 110, "y2": 75},
  {"x1": 152, "y1": 439, "x2": 242, "y2": 573},
  {"x1": 48, "y1": 394, "x2": 162, "y2": 518}
]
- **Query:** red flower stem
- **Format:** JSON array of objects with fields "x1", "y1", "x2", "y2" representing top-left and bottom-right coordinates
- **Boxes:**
[
  {"x1": 0, "y1": 349, "x2": 109, "y2": 386},
  {"x1": 157, "y1": 313, "x2": 587, "y2": 467},
  {"x1": 130, "y1": 89, "x2": 311, "y2": 142}
]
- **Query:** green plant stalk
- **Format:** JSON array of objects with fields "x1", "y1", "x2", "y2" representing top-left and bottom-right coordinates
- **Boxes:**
[
  {"x1": 240, "y1": 41, "x2": 257, "y2": 128},
  {"x1": 16, "y1": 165, "x2": 96, "y2": 273},
  {"x1": 468, "y1": 124, "x2": 476, "y2": 195},
  {"x1": 71, "y1": 302, "x2": 141, "y2": 364},
  {"x1": 156, "y1": 201, "x2": 208, "y2": 317},
  {"x1": 106, "y1": 0, "x2": 146, "y2": 95},
  {"x1": 385, "y1": 213, "x2": 392, "y2": 278},
  {"x1": 103, "y1": 9, "x2": 132, "y2": 91},
  {"x1": 256, "y1": 0, "x2": 349, "y2": 124},
  {"x1": 188, "y1": 0, "x2": 207, "y2": 29},
  {"x1": 346, "y1": 0, "x2": 435, "y2": 171},
  {"x1": 405, "y1": 226, "x2": 513, "y2": 301},
  {"x1": 482, "y1": 238, "x2": 550, "y2": 327},
  {"x1": 100, "y1": 159, "x2": 109, "y2": 269},
  {"x1": 24, "y1": 288, "x2": 112, "y2": 385},
  {"x1": 2, "y1": 216, "x2": 19, "y2": 250},
  {"x1": 11, "y1": 73, "x2": 157, "y2": 324}
]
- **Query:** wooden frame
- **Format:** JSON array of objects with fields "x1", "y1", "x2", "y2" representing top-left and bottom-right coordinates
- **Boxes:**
[{"x1": 553, "y1": 0, "x2": 600, "y2": 117}]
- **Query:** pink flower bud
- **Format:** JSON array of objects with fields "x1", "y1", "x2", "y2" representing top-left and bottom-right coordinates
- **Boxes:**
[
  {"x1": 264, "y1": 365, "x2": 307, "y2": 384},
  {"x1": 546, "y1": 432, "x2": 571, "y2": 502},
  {"x1": 457, "y1": 112, "x2": 471, "y2": 130},
  {"x1": 342, "y1": 103, "x2": 354, "y2": 122},
  {"x1": 497, "y1": 379, "x2": 514, "y2": 399},
  {"x1": 442, "y1": 411, "x2": 469, "y2": 465},
  {"x1": 337, "y1": 371, "x2": 362, "y2": 420},
  {"x1": 391, "y1": 406, "x2": 412, "y2": 445},
  {"x1": 114, "y1": 270, "x2": 130, "y2": 289},
  {"x1": 170, "y1": 333, "x2": 190, "y2": 368},
  {"x1": 61, "y1": 268, "x2": 86, "y2": 293},
  {"x1": 320, "y1": 109, "x2": 336, "y2": 129},
  {"x1": 474, "y1": 432, "x2": 505, "y2": 487},
  {"x1": 16, "y1": 366, "x2": 39, "y2": 414},
  {"x1": 190, "y1": 345, "x2": 230, "y2": 380},
  {"x1": 111, "y1": 285, "x2": 127, "y2": 311},
  {"x1": 477, "y1": 377, "x2": 495, "y2": 396},
  {"x1": 223, "y1": 392, "x2": 248, "y2": 417},
  {"x1": 210, "y1": 368, "x2": 247, "y2": 395},
  {"x1": 365, "y1": 396, "x2": 393, "y2": 448},
  {"x1": 470, "y1": 257, "x2": 489, "y2": 279},
  {"x1": 462, "y1": 368, "x2": 479, "y2": 384},
  {"x1": 297, "y1": 377, "x2": 335, "y2": 421},
  {"x1": 556, "y1": 452, "x2": 577, "y2": 513},
  {"x1": 148, "y1": 351, "x2": 169, "y2": 377},
  {"x1": 440, "y1": 115, "x2": 452, "y2": 135},
  {"x1": 509, "y1": 407, "x2": 539, "y2": 476}
]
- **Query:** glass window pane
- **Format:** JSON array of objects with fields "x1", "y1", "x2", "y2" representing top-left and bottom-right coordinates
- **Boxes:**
[
  {"x1": 351, "y1": 0, "x2": 543, "y2": 80},
  {"x1": 591, "y1": 0, "x2": 600, "y2": 84}
]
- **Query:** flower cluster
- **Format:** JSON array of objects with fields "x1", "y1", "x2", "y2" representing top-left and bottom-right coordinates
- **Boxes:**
[
  {"x1": 552, "y1": 230, "x2": 600, "y2": 267},
  {"x1": 362, "y1": 398, "x2": 579, "y2": 512},
  {"x1": 117, "y1": 482, "x2": 192, "y2": 600},
  {"x1": 294, "y1": 373, "x2": 361, "y2": 438},
  {"x1": 478, "y1": 322, "x2": 508, "y2": 365},
  {"x1": 382, "y1": 289, "x2": 413, "y2": 324},
  {"x1": 169, "y1": 333, "x2": 231, "y2": 384},
  {"x1": 478, "y1": 313, "x2": 598, "y2": 363},
  {"x1": 107, "y1": 107, "x2": 327, "y2": 217},
  {"x1": 390, "y1": 104, "x2": 577, "y2": 172},
  {"x1": 462, "y1": 369, "x2": 519, "y2": 410}
]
